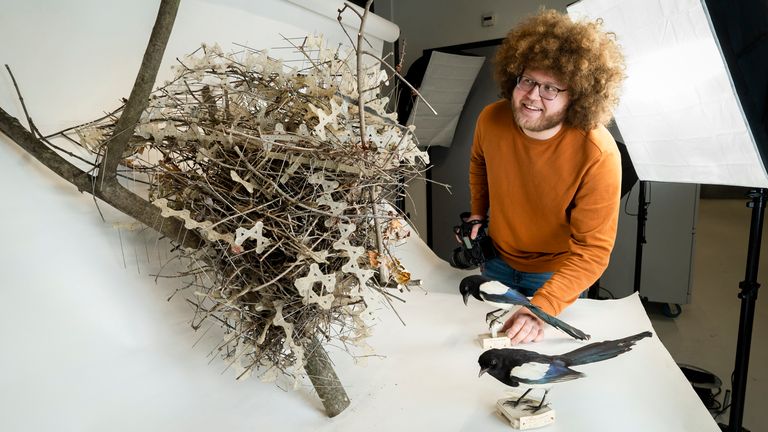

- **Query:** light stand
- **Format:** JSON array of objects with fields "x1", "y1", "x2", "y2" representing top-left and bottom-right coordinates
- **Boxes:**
[
  {"x1": 633, "y1": 180, "x2": 649, "y2": 294},
  {"x1": 720, "y1": 188, "x2": 766, "y2": 432}
]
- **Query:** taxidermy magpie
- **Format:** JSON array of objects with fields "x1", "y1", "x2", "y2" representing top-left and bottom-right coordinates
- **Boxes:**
[
  {"x1": 478, "y1": 331, "x2": 652, "y2": 412},
  {"x1": 459, "y1": 275, "x2": 590, "y2": 341}
]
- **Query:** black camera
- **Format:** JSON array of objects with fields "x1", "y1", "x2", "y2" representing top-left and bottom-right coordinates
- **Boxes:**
[{"x1": 449, "y1": 212, "x2": 498, "y2": 269}]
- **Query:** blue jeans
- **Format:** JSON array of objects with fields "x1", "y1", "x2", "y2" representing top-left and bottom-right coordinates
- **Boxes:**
[{"x1": 480, "y1": 257, "x2": 553, "y2": 297}]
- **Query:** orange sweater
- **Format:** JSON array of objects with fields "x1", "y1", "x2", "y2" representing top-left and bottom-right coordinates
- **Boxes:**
[{"x1": 469, "y1": 100, "x2": 621, "y2": 316}]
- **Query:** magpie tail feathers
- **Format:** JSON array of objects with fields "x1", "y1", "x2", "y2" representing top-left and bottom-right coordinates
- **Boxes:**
[
  {"x1": 560, "y1": 331, "x2": 653, "y2": 366},
  {"x1": 528, "y1": 305, "x2": 591, "y2": 341}
]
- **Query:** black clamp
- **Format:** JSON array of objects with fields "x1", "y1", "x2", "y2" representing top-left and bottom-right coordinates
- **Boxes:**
[{"x1": 738, "y1": 280, "x2": 761, "y2": 299}]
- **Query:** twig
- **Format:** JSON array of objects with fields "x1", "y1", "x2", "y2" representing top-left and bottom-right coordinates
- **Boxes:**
[
  {"x1": 4, "y1": 65, "x2": 39, "y2": 136},
  {"x1": 355, "y1": 0, "x2": 374, "y2": 151}
]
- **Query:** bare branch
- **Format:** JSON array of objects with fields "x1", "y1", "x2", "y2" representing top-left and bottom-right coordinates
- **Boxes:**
[
  {"x1": 4, "y1": 65, "x2": 39, "y2": 135},
  {"x1": 0, "y1": 107, "x2": 93, "y2": 191},
  {"x1": 303, "y1": 336, "x2": 350, "y2": 417},
  {"x1": 99, "y1": 0, "x2": 180, "y2": 185},
  {"x1": 0, "y1": 106, "x2": 202, "y2": 249},
  {"x1": 355, "y1": 0, "x2": 374, "y2": 151}
]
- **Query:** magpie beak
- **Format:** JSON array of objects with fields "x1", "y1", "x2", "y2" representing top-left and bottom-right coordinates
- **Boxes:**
[
  {"x1": 462, "y1": 292, "x2": 471, "y2": 306},
  {"x1": 478, "y1": 367, "x2": 488, "y2": 378}
]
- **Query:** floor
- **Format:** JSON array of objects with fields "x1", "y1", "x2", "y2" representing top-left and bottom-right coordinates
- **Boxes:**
[{"x1": 647, "y1": 198, "x2": 768, "y2": 432}]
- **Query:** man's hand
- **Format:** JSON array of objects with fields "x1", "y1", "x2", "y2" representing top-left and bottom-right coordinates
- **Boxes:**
[
  {"x1": 466, "y1": 214, "x2": 485, "y2": 239},
  {"x1": 500, "y1": 307, "x2": 545, "y2": 345},
  {"x1": 453, "y1": 215, "x2": 485, "y2": 243},
  {"x1": 454, "y1": 214, "x2": 486, "y2": 243}
]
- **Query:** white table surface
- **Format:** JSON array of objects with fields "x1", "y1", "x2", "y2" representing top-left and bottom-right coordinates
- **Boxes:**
[{"x1": 0, "y1": 139, "x2": 719, "y2": 432}]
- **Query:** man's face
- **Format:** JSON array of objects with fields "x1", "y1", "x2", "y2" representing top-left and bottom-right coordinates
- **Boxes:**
[{"x1": 511, "y1": 69, "x2": 570, "y2": 139}]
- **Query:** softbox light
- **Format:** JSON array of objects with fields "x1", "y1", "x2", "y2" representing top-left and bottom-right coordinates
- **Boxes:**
[
  {"x1": 568, "y1": 0, "x2": 768, "y2": 187},
  {"x1": 406, "y1": 51, "x2": 485, "y2": 148}
]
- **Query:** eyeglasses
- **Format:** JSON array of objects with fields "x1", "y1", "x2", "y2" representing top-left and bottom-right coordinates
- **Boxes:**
[{"x1": 515, "y1": 76, "x2": 567, "y2": 101}]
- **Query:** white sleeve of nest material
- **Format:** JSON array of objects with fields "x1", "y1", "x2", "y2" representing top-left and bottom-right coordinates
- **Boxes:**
[{"x1": 152, "y1": 198, "x2": 236, "y2": 246}]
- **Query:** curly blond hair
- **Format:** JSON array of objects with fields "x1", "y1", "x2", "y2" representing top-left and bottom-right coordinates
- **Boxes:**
[{"x1": 495, "y1": 9, "x2": 625, "y2": 131}]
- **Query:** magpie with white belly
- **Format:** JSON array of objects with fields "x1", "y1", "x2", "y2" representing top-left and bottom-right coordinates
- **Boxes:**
[
  {"x1": 478, "y1": 331, "x2": 653, "y2": 412},
  {"x1": 459, "y1": 274, "x2": 590, "y2": 341}
]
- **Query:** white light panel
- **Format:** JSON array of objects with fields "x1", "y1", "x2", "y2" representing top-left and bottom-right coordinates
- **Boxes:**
[{"x1": 568, "y1": 0, "x2": 768, "y2": 187}]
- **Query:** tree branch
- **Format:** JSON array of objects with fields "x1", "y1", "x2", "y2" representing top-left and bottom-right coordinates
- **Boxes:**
[
  {"x1": 303, "y1": 336, "x2": 350, "y2": 417},
  {"x1": 0, "y1": 105, "x2": 202, "y2": 249},
  {"x1": 99, "y1": 0, "x2": 180, "y2": 185},
  {"x1": 355, "y1": 0, "x2": 374, "y2": 151},
  {"x1": 0, "y1": 107, "x2": 93, "y2": 192}
]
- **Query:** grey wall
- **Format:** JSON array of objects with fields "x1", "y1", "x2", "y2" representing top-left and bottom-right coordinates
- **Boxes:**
[
  {"x1": 391, "y1": 0, "x2": 572, "y2": 72},
  {"x1": 601, "y1": 182, "x2": 699, "y2": 305}
]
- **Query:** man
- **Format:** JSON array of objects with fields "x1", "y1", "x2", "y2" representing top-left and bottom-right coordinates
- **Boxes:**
[{"x1": 467, "y1": 9, "x2": 626, "y2": 344}]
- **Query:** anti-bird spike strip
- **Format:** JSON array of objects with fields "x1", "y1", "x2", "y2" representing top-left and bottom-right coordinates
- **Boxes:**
[{"x1": 74, "y1": 37, "x2": 427, "y2": 385}]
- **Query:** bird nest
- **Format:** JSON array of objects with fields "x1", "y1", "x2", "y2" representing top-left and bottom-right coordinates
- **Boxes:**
[{"x1": 76, "y1": 37, "x2": 427, "y2": 384}]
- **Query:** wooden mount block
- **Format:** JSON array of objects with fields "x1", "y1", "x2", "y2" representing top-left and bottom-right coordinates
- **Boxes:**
[
  {"x1": 496, "y1": 395, "x2": 555, "y2": 430},
  {"x1": 479, "y1": 333, "x2": 512, "y2": 349}
]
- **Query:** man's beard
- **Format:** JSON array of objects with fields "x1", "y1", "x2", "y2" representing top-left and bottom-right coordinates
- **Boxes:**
[{"x1": 512, "y1": 101, "x2": 567, "y2": 133}]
